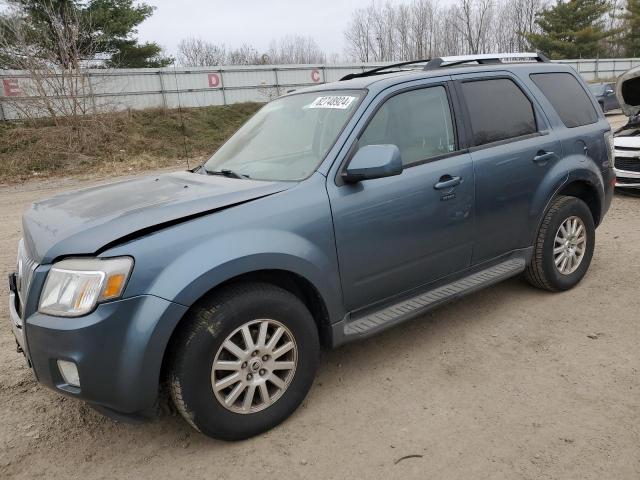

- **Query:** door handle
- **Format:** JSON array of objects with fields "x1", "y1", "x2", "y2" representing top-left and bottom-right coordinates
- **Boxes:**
[
  {"x1": 434, "y1": 175, "x2": 461, "y2": 190},
  {"x1": 533, "y1": 151, "x2": 555, "y2": 164}
]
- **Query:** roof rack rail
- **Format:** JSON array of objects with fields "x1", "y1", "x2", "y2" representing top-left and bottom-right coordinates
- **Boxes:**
[
  {"x1": 340, "y1": 59, "x2": 430, "y2": 81},
  {"x1": 424, "y1": 52, "x2": 550, "y2": 70}
]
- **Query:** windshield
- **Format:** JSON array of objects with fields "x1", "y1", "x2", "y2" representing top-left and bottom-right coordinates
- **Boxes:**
[{"x1": 203, "y1": 90, "x2": 364, "y2": 181}]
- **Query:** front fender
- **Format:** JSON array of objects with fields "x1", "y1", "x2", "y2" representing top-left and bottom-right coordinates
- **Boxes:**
[
  {"x1": 149, "y1": 230, "x2": 343, "y2": 321},
  {"x1": 106, "y1": 173, "x2": 344, "y2": 324}
]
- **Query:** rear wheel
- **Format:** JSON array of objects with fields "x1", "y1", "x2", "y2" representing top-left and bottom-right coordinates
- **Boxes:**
[
  {"x1": 525, "y1": 196, "x2": 595, "y2": 291},
  {"x1": 168, "y1": 282, "x2": 320, "y2": 440}
]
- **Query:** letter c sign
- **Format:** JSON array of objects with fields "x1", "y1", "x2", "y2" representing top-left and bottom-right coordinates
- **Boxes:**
[{"x1": 311, "y1": 69, "x2": 321, "y2": 83}]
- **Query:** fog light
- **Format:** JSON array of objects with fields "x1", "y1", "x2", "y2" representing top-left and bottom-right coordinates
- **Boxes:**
[{"x1": 57, "y1": 360, "x2": 80, "y2": 387}]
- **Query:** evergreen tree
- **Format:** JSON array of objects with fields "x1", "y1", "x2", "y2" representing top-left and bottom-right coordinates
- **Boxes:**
[
  {"x1": 526, "y1": 0, "x2": 615, "y2": 59},
  {"x1": 0, "y1": 0, "x2": 172, "y2": 69},
  {"x1": 621, "y1": 0, "x2": 640, "y2": 56}
]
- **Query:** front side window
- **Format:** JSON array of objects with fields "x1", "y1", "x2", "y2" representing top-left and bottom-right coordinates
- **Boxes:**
[
  {"x1": 588, "y1": 84, "x2": 605, "y2": 95},
  {"x1": 358, "y1": 86, "x2": 456, "y2": 166},
  {"x1": 204, "y1": 90, "x2": 363, "y2": 181},
  {"x1": 461, "y1": 78, "x2": 537, "y2": 147},
  {"x1": 530, "y1": 73, "x2": 598, "y2": 128}
]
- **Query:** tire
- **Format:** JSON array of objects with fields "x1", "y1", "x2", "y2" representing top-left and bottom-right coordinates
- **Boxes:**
[
  {"x1": 168, "y1": 282, "x2": 320, "y2": 441},
  {"x1": 525, "y1": 195, "x2": 595, "y2": 292}
]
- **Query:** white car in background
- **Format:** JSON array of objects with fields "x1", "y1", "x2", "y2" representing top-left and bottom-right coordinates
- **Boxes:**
[{"x1": 614, "y1": 66, "x2": 640, "y2": 189}]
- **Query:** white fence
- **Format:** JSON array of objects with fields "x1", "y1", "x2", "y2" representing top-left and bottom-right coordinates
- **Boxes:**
[{"x1": 1, "y1": 57, "x2": 639, "y2": 120}]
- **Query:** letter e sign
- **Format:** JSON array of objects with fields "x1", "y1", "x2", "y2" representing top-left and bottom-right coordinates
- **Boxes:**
[{"x1": 2, "y1": 78, "x2": 20, "y2": 97}]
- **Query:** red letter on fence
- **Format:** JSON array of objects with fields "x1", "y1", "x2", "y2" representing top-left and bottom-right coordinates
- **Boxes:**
[
  {"x1": 2, "y1": 78, "x2": 20, "y2": 97},
  {"x1": 311, "y1": 69, "x2": 321, "y2": 83},
  {"x1": 208, "y1": 73, "x2": 220, "y2": 88}
]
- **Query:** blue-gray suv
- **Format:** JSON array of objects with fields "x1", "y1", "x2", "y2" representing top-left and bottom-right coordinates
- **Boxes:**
[{"x1": 8, "y1": 53, "x2": 615, "y2": 440}]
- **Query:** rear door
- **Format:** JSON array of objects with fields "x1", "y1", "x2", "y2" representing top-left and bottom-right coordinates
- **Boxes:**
[
  {"x1": 326, "y1": 80, "x2": 475, "y2": 312},
  {"x1": 453, "y1": 73, "x2": 563, "y2": 264},
  {"x1": 529, "y1": 72, "x2": 606, "y2": 168}
]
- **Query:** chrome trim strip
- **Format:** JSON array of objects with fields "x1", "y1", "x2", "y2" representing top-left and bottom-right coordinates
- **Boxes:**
[{"x1": 614, "y1": 167, "x2": 640, "y2": 179}]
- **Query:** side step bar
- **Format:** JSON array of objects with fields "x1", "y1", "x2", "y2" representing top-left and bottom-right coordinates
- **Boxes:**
[{"x1": 336, "y1": 256, "x2": 527, "y2": 344}]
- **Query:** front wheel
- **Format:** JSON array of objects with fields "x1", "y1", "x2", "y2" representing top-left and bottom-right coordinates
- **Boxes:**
[
  {"x1": 525, "y1": 195, "x2": 595, "y2": 291},
  {"x1": 168, "y1": 282, "x2": 320, "y2": 440}
]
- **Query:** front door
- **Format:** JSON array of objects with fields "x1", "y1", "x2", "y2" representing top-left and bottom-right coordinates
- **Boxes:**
[{"x1": 327, "y1": 83, "x2": 475, "y2": 312}]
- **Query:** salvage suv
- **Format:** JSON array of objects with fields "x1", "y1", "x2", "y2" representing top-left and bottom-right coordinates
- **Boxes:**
[{"x1": 9, "y1": 53, "x2": 615, "y2": 440}]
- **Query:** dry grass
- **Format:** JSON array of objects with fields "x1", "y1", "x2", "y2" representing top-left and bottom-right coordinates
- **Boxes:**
[{"x1": 0, "y1": 102, "x2": 262, "y2": 184}]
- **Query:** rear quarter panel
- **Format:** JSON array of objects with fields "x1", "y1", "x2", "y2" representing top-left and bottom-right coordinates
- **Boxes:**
[{"x1": 515, "y1": 67, "x2": 612, "y2": 238}]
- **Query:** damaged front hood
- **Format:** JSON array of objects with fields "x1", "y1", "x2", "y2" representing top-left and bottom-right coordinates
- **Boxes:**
[
  {"x1": 616, "y1": 65, "x2": 640, "y2": 117},
  {"x1": 23, "y1": 171, "x2": 293, "y2": 263}
]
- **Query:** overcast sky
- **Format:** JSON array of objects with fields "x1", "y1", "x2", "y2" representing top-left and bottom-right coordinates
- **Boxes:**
[{"x1": 137, "y1": 0, "x2": 391, "y2": 58}]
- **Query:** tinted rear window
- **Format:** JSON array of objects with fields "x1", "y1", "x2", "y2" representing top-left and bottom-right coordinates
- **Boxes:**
[
  {"x1": 530, "y1": 73, "x2": 598, "y2": 128},
  {"x1": 460, "y1": 78, "x2": 537, "y2": 146}
]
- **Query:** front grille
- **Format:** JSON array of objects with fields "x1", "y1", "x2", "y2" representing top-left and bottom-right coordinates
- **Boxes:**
[
  {"x1": 615, "y1": 156, "x2": 640, "y2": 173},
  {"x1": 617, "y1": 177, "x2": 640, "y2": 185},
  {"x1": 16, "y1": 240, "x2": 38, "y2": 316}
]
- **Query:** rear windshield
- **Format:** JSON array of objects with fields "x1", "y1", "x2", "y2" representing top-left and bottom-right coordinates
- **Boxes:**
[{"x1": 530, "y1": 73, "x2": 598, "y2": 128}]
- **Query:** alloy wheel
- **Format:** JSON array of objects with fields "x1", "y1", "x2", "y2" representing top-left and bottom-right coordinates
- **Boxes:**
[
  {"x1": 211, "y1": 319, "x2": 298, "y2": 414},
  {"x1": 553, "y1": 216, "x2": 587, "y2": 275}
]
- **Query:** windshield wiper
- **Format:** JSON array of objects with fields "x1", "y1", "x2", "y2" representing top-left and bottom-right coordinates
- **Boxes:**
[{"x1": 204, "y1": 168, "x2": 250, "y2": 179}]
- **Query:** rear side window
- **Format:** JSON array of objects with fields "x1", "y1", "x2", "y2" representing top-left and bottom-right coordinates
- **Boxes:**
[
  {"x1": 460, "y1": 78, "x2": 537, "y2": 146},
  {"x1": 530, "y1": 73, "x2": 598, "y2": 128}
]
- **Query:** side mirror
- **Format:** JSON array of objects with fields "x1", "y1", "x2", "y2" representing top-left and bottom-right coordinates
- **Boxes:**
[{"x1": 342, "y1": 144, "x2": 403, "y2": 183}]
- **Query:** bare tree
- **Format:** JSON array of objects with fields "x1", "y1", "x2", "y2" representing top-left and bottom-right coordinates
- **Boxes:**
[
  {"x1": 452, "y1": 0, "x2": 495, "y2": 54},
  {"x1": 0, "y1": 2, "x2": 102, "y2": 123},
  {"x1": 227, "y1": 44, "x2": 263, "y2": 65},
  {"x1": 177, "y1": 37, "x2": 227, "y2": 66},
  {"x1": 411, "y1": 0, "x2": 439, "y2": 58},
  {"x1": 342, "y1": 0, "x2": 549, "y2": 61},
  {"x1": 344, "y1": 6, "x2": 374, "y2": 61},
  {"x1": 327, "y1": 52, "x2": 343, "y2": 64},
  {"x1": 268, "y1": 35, "x2": 326, "y2": 64}
]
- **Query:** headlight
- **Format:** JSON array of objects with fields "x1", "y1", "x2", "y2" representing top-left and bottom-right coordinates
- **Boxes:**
[{"x1": 39, "y1": 257, "x2": 133, "y2": 317}]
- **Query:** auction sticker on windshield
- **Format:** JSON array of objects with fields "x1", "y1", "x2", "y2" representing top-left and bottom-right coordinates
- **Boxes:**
[{"x1": 308, "y1": 96, "x2": 357, "y2": 109}]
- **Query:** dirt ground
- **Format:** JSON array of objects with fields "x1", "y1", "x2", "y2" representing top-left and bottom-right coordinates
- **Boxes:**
[{"x1": 1, "y1": 115, "x2": 639, "y2": 479}]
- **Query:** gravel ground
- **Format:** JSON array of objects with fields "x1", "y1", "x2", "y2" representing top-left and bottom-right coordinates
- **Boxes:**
[{"x1": 1, "y1": 115, "x2": 639, "y2": 479}]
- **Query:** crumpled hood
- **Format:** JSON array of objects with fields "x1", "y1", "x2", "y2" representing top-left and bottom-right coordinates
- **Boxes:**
[
  {"x1": 616, "y1": 66, "x2": 640, "y2": 117},
  {"x1": 23, "y1": 171, "x2": 292, "y2": 263}
]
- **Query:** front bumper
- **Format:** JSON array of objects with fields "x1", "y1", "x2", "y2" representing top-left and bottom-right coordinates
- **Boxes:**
[
  {"x1": 9, "y1": 287, "x2": 29, "y2": 363},
  {"x1": 614, "y1": 167, "x2": 640, "y2": 188},
  {"x1": 9, "y1": 289, "x2": 188, "y2": 415},
  {"x1": 614, "y1": 145, "x2": 640, "y2": 188}
]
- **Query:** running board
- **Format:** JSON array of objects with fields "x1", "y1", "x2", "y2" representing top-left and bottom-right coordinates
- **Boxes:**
[{"x1": 339, "y1": 257, "x2": 527, "y2": 343}]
